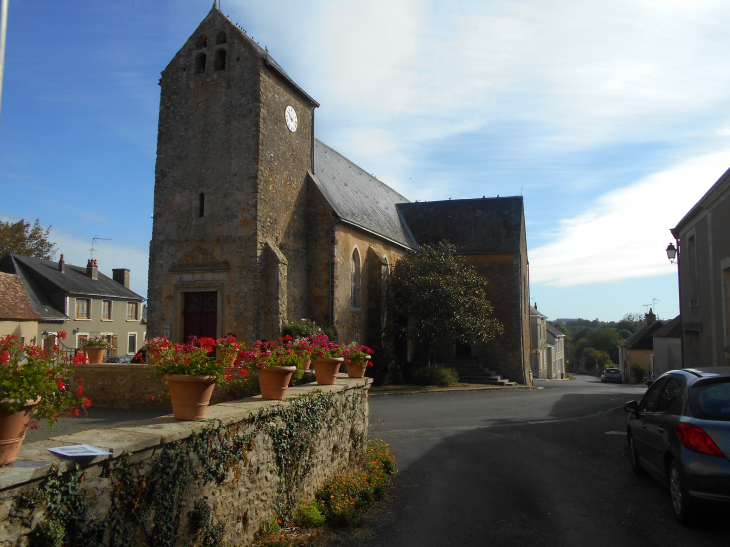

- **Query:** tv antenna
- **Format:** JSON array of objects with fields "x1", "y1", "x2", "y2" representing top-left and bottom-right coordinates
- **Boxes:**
[{"x1": 90, "y1": 237, "x2": 111, "y2": 259}]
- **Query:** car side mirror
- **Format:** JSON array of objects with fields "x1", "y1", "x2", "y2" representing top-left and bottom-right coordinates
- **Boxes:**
[{"x1": 624, "y1": 400, "x2": 640, "y2": 414}]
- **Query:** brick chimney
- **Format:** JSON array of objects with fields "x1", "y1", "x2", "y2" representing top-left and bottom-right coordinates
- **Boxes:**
[
  {"x1": 86, "y1": 258, "x2": 98, "y2": 280},
  {"x1": 644, "y1": 308, "x2": 656, "y2": 325},
  {"x1": 112, "y1": 268, "x2": 130, "y2": 289},
  {"x1": 58, "y1": 254, "x2": 65, "y2": 273}
]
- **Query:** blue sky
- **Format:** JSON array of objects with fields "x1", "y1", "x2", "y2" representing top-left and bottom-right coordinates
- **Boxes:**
[{"x1": 2, "y1": 0, "x2": 730, "y2": 322}]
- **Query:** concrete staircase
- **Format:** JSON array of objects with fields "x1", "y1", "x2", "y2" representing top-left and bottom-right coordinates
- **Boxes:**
[{"x1": 445, "y1": 358, "x2": 519, "y2": 386}]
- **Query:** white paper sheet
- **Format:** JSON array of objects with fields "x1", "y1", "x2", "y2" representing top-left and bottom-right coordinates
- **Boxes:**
[{"x1": 47, "y1": 444, "x2": 112, "y2": 457}]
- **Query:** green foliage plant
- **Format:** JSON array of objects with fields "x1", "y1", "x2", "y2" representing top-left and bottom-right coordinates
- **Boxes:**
[
  {"x1": 281, "y1": 319, "x2": 324, "y2": 339},
  {"x1": 0, "y1": 333, "x2": 88, "y2": 428},
  {"x1": 631, "y1": 363, "x2": 647, "y2": 381},
  {"x1": 315, "y1": 439, "x2": 397, "y2": 527},
  {"x1": 295, "y1": 503, "x2": 325, "y2": 528},
  {"x1": 387, "y1": 242, "x2": 503, "y2": 365},
  {"x1": 408, "y1": 364, "x2": 459, "y2": 386},
  {"x1": 0, "y1": 218, "x2": 56, "y2": 259},
  {"x1": 82, "y1": 335, "x2": 110, "y2": 348}
]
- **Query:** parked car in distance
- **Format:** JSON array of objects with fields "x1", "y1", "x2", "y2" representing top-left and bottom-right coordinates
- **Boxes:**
[
  {"x1": 624, "y1": 367, "x2": 730, "y2": 524},
  {"x1": 601, "y1": 368, "x2": 623, "y2": 383},
  {"x1": 104, "y1": 355, "x2": 132, "y2": 364}
]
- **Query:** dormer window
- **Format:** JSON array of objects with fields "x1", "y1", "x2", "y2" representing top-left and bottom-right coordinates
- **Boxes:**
[
  {"x1": 195, "y1": 53, "x2": 207, "y2": 74},
  {"x1": 216, "y1": 31, "x2": 227, "y2": 45},
  {"x1": 214, "y1": 49, "x2": 226, "y2": 71},
  {"x1": 195, "y1": 35, "x2": 207, "y2": 49}
]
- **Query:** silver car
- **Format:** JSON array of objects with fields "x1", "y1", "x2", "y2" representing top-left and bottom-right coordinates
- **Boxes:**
[
  {"x1": 625, "y1": 368, "x2": 730, "y2": 524},
  {"x1": 601, "y1": 368, "x2": 623, "y2": 383}
]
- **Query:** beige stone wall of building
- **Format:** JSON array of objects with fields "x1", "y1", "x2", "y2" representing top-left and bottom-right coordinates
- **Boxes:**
[
  {"x1": 0, "y1": 320, "x2": 37, "y2": 342},
  {"x1": 332, "y1": 224, "x2": 406, "y2": 345},
  {"x1": 0, "y1": 379, "x2": 371, "y2": 547}
]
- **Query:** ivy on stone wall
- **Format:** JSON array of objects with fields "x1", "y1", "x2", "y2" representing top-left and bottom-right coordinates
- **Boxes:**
[{"x1": 13, "y1": 389, "x2": 364, "y2": 547}]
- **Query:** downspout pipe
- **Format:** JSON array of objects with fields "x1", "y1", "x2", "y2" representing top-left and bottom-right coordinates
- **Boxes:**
[{"x1": 0, "y1": 0, "x2": 9, "y2": 120}]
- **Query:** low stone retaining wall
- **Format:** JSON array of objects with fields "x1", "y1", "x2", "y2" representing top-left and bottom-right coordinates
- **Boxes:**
[
  {"x1": 75, "y1": 364, "x2": 169, "y2": 409},
  {"x1": 0, "y1": 377, "x2": 371, "y2": 546}
]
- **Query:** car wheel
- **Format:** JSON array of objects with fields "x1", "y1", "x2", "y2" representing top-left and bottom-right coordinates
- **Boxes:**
[
  {"x1": 628, "y1": 434, "x2": 646, "y2": 475},
  {"x1": 669, "y1": 460, "x2": 694, "y2": 525}
]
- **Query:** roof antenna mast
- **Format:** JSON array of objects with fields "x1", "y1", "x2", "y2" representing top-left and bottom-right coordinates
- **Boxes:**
[{"x1": 90, "y1": 236, "x2": 111, "y2": 260}]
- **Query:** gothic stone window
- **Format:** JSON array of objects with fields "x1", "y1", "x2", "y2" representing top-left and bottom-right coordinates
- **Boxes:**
[
  {"x1": 195, "y1": 53, "x2": 207, "y2": 74},
  {"x1": 214, "y1": 49, "x2": 227, "y2": 71},
  {"x1": 216, "y1": 31, "x2": 227, "y2": 45},
  {"x1": 351, "y1": 248, "x2": 361, "y2": 309}
]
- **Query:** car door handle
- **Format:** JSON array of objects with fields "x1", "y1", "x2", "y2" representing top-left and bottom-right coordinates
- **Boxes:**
[{"x1": 657, "y1": 428, "x2": 665, "y2": 433}]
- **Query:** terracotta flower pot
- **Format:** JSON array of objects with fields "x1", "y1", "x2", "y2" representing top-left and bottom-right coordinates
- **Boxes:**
[
  {"x1": 295, "y1": 350, "x2": 312, "y2": 371},
  {"x1": 163, "y1": 374, "x2": 216, "y2": 420},
  {"x1": 84, "y1": 346, "x2": 106, "y2": 364},
  {"x1": 314, "y1": 357, "x2": 344, "y2": 385},
  {"x1": 346, "y1": 356, "x2": 371, "y2": 378},
  {"x1": 258, "y1": 366, "x2": 296, "y2": 400},
  {"x1": 0, "y1": 398, "x2": 41, "y2": 466}
]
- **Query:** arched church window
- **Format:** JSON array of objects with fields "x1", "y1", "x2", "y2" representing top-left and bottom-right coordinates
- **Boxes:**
[
  {"x1": 214, "y1": 49, "x2": 227, "y2": 71},
  {"x1": 195, "y1": 53, "x2": 207, "y2": 74},
  {"x1": 195, "y1": 35, "x2": 208, "y2": 49},
  {"x1": 199, "y1": 193, "x2": 205, "y2": 217},
  {"x1": 217, "y1": 31, "x2": 227, "y2": 44},
  {"x1": 351, "y1": 248, "x2": 361, "y2": 309}
]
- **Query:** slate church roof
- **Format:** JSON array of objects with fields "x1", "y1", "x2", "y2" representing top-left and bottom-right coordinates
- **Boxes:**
[
  {"x1": 0, "y1": 254, "x2": 143, "y2": 321},
  {"x1": 397, "y1": 197, "x2": 524, "y2": 254},
  {"x1": 310, "y1": 139, "x2": 416, "y2": 249}
]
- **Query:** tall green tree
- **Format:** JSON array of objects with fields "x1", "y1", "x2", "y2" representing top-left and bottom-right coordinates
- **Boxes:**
[
  {"x1": 0, "y1": 219, "x2": 56, "y2": 260},
  {"x1": 388, "y1": 242, "x2": 503, "y2": 364}
]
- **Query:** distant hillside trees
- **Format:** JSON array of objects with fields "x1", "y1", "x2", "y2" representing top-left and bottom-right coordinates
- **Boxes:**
[{"x1": 0, "y1": 219, "x2": 56, "y2": 260}]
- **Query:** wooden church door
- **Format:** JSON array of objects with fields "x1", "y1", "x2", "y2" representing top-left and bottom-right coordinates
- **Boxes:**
[{"x1": 183, "y1": 291, "x2": 217, "y2": 343}]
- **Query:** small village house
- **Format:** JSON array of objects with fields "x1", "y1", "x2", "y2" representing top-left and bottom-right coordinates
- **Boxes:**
[
  {"x1": 618, "y1": 309, "x2": 663, "y2": 383},
  {"x1": 0, "y1": 272, "x2": 42, "y2": 342},
  {"x1": 0, "y1": 254, "x2": 145, "y2": 357},
  {"x1": 652, "y1": 315, "x2": 682, "y2": 376},
  {"x1": 530, "y1": 304, "x2": 548, "y2": 379},
  {"x1": 670, "y1": 166, "x2": 730, "y2": 368},
  {"x1": 546, "y1": 323, "x2": 566, "y2": 379}
]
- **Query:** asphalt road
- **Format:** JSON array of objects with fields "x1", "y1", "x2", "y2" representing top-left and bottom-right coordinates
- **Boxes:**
[{"x1": 350, "y1": 374, "x2": 730, "y2": 547}]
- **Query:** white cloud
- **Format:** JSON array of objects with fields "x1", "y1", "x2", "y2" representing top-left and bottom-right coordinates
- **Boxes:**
[{"x1": 530, "y1": 150, "x2": 730, "y2": 286}]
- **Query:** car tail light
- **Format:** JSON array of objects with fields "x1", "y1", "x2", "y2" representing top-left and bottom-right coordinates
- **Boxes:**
[{"x1": 676, "y1": 422, "x2": 724, "y2": 457}]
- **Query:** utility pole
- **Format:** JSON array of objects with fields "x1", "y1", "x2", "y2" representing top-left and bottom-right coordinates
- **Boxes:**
[{"x1": 0, "y1": 0, "x2": 8, "y2": 120}]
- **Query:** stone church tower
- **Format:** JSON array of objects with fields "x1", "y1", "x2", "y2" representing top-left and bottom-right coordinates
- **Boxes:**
[{"x1": 147, "y1": 4, "x2": 319, "y2": 343}]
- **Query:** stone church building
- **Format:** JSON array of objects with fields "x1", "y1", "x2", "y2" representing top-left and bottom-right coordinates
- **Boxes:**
[{"x1": 147, "y1": 5, "x2": 532, "y2": 385}]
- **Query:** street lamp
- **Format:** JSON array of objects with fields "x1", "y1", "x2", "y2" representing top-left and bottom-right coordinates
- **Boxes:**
[{"x1": 666, "y1": 242, "x2": 677, "y2": 264}]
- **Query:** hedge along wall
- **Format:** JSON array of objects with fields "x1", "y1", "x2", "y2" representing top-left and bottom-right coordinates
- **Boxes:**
[{"x1": 0, "y1": 378, "x2": 371, "y2": 546}]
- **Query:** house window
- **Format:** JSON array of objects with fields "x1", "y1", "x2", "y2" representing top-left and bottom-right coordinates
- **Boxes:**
[
  {"x1": 76, "y1": 298, "x2": 91, "y2": 319},
  {"x1": 102, "y1": 300, "x2": 112, "y2": 320},
  {"x1": 127, "y1": 302, "x2": 139, "y2": 321},
  {"x1": 214, "y1": 49, "x2": 226, "y2": 71},
  {"x1": 128, "y1": 333, "x2": 137, "y2": 354},
  {"x1": 195, "y1": 53, "x2": 207, "y2": 74},
  {"x1": 351, "y1": 248, "x2": 361, "y2": 308}
]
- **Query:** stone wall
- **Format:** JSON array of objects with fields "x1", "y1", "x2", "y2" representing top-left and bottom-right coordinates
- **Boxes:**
[
  {"x1": 74, "y1": 364, "x2": 169, "y2": 410},
  {"x1": 0, "y1": 378, "x2": 371, "y2": 546}
]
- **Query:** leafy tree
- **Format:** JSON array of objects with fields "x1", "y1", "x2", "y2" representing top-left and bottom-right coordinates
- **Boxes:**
[
  {"x1": 0, "y1": 218, "x2": 56, "y2": 260},
  {"x1": 585, "y1": 328, "x2": 622, "y2": 363},
  {"x1": 388, "y1": 242, "x2": 503, "y2": 365}
]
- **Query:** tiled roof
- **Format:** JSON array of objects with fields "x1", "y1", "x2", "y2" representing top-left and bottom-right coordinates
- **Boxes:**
[
  {"x1": 0, "y1": 273, "x2": 42, "y2": 321},
  {"x1": 530, "y1": 306, "x2": 547, "y2": 319},
  {"x1": 620, "y1": 320, "x2": 664, "y2": 350},
  {"x1": 546, "y1": 323, "x2": 565, "y2": 337},
  {"x1": 396, "y1": 197, "x2": 524, "y2": 254},
  {"x1": 653, "y1": 315, "x2": 682, "y2": 338},
  {"x1": 311, "y1": 139, "x2": 415, "y2": 249}
]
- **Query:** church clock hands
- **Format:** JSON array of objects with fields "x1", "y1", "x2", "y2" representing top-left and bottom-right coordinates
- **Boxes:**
[{"x1": 285, "y1": 105, "x2": 298, "y2": 132}]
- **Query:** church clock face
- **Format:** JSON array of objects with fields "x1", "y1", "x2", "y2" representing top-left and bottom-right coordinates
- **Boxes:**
[{"x1": 285, "y1": 106, "x2": 298, "y2": 132}]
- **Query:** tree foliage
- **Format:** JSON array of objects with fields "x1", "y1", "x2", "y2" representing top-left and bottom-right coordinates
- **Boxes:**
[
  {"x1": 0, "y1": 218, "x2": 56, "y2": 260},
  {"x1": 387, "y1": 242, "x2": 503, "y2": 364}
]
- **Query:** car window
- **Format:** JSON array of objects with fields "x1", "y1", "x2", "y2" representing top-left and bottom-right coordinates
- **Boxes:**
[
  {"x1": 655, "y1": 377, "x2": 685, "y2": 414},
  {"x1": 689, "y1": 380, "x2": 730, "y2": 422},
  {"x1": 640, "y1": 378, "x2": 666, "y2": 412}
]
